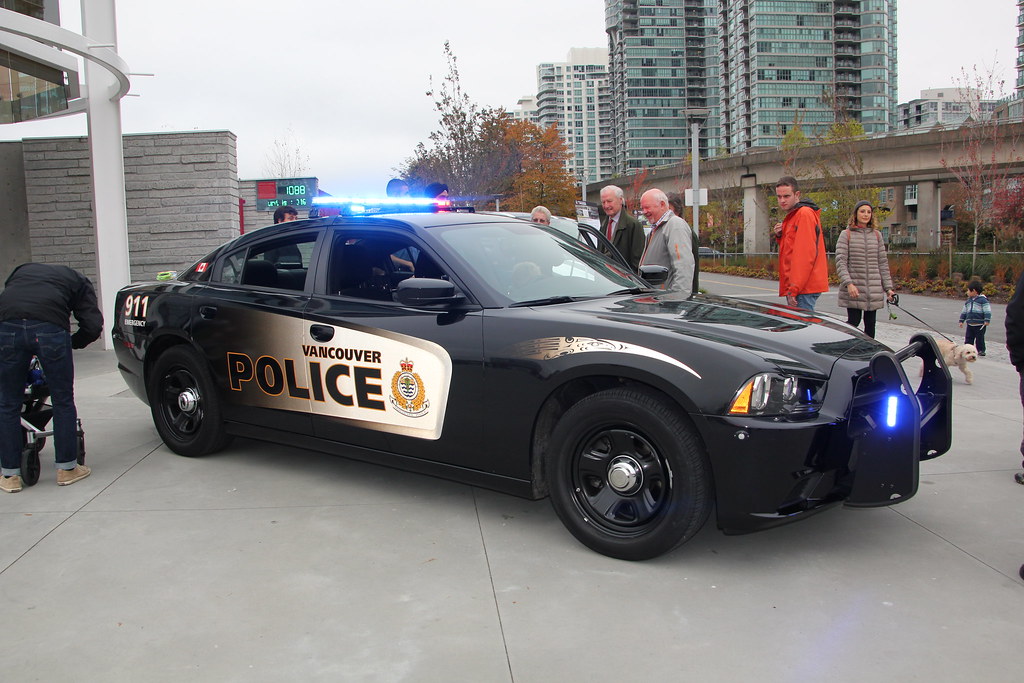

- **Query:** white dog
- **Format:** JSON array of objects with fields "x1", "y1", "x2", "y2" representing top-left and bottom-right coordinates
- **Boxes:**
[{"x1": 926, "y1": 337, "x2": 979, "y2": 384}]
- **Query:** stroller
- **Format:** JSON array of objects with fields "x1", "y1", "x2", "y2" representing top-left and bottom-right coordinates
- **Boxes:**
[{"x1": 20, "y1": 357, "x2": 86, "y2": 486}]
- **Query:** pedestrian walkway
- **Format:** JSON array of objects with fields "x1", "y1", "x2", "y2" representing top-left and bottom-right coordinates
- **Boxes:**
[{"x1": 1, "y1": 338, "x2": 1021, "y2": 682}]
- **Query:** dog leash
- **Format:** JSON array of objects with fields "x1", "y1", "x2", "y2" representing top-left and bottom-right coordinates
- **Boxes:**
[{"x1": 886, "y1": 294, "x2": 955, "y2": 342}]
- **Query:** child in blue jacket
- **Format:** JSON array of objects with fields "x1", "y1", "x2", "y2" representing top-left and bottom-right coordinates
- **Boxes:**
[{"x1": 958, "y1": 280, "x2": 991, "y2": 356}]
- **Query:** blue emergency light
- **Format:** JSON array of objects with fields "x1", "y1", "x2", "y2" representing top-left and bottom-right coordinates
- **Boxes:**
[
  {"x1": 310, "y1": 196, "x2": 454, "y2": 216},
  {"x1": 886, "y1": 395, "x2": 898, "y2": 428}
]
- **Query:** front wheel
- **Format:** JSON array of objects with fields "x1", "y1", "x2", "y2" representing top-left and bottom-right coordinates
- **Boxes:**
[
  {"x1": 148, "y1": 346, "x2": 232, "y2": 457},
  {"x1": 546, "y1": 387, "x2": 712, "y2": 560}
]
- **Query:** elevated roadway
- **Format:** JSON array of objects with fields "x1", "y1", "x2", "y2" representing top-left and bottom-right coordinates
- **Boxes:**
[{"x1": 592, "y1": 121, "x2": 1024, "y2": 252}]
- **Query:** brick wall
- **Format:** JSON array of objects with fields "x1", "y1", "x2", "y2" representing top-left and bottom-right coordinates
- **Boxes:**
[{"x1": 21, "y1": 130, "x2": 240, "y2": 282}]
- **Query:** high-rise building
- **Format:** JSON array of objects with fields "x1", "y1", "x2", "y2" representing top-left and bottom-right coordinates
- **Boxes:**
[
  {"x1": 898, "y1": 88, "x2": 998, "y2": 130},
  {"x1": 1017, "y1": 0, "x2": 1024, "y2": 94},
  {"x1": 718, "y1": 0, "x2": 897, "y2": 153},
  {"x1": 533, "y1": 48, "x2": 614, "y2": 184},
  {"x1": 507, "y1": 94, "x2": 539, "y2": 124},
  {"x1": 605, "y1": 0, "x2": 721, "y2": 175}
]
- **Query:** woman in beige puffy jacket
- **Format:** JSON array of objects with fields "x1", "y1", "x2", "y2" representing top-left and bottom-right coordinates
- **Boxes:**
[{"x1": 835, "y1": 201, "x2": 895, "y2": 338}]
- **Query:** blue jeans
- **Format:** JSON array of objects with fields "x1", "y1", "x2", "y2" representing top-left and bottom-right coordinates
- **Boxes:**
[
  {"x1": 0, "y1": 320, "x2": 79, "y2": 475},
  {"x1": 795, "y1": 292, "x2": 821, "y2": 311}
]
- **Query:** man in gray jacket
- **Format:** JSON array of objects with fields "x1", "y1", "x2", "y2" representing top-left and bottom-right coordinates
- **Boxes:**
[{"x1": 639, "y1": 189, "x2": 695, "y2": 296}]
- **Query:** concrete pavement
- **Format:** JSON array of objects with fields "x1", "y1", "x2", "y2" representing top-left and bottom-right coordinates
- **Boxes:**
[{"x1": 1, "y1": 315, "x2": 1022, "y2": 681}]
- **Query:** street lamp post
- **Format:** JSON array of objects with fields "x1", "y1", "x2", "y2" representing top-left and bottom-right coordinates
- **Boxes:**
[{"x1": 682, "y1": 108, "x2": 710, "y2": 238}]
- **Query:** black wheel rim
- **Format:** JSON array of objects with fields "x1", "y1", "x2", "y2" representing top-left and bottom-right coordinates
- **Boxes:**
[
  {"x1": 158, "y1": 366, "x2": 204, "y2": 440},
  {"x1": 570, "y1": 427, "x2": 671, "y2": 536}
]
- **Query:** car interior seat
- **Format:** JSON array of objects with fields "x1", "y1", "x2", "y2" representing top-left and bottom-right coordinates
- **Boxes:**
[{"x1": 241, "y1": 259, "x2": 279, "y2": 288}]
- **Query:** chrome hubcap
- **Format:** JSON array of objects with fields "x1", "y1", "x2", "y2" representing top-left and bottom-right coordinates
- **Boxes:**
[
  {"x1": 607, "y1": 455, "x2": 642, "y2": 494},
  {"x1": 177, "y1": 388, "x2": 199, "y2": 413}
]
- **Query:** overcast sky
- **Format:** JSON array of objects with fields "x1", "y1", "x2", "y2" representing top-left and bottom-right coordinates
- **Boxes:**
[{"x1": 3, "y1": 0, "x2": 1019, "y2": 195}]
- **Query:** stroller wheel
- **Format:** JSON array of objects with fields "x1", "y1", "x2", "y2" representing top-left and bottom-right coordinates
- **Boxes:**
[{"x1": 21, "y1": 443, "x2": 42, "y2": 487}]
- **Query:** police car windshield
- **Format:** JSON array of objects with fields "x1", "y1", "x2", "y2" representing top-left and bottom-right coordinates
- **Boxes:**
[{"x1": 435, "y1": 220, "x2": 642, "y2": 305}]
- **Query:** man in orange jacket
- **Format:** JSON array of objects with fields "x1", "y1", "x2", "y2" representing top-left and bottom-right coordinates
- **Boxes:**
[{"x1": 773, "y1": 176, "x2": 829, "y2": 311}]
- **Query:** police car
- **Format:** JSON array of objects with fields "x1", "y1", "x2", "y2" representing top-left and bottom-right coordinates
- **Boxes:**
[{"x1": 111, "y1": 198, "x2": 952, "y2": 560}]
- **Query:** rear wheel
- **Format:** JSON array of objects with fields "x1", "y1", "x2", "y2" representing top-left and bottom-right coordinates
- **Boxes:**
[
  {"x1": 21, "y1": 442, "x2": 42, "y2": 487},
  {"x1": 546, "y1": 387, "x2": 711, "y2": 560},
  {"x1": 148, "y1": 346, "x2": 231, "y2": 456}
]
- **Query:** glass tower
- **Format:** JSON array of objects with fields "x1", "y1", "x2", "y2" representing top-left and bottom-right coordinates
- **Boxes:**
[
  {"x1": 605, "y1": 0, "x2": 721, "y2": 175},
  {"x1": 718, "y1": 0, "x2": 898, "y2": 153}
]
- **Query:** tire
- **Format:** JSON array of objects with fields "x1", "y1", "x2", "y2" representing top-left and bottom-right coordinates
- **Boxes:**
[
  {"x1": 148, "y1": 346, "x2": 231, "y2": 457},
  {"x1": 546, "y1": 387, "x2": 712, "y2": 560},
  {"x1": 21, "y1": 443, "x2": 42, "y2": 487},
  {"x1": 77, "y1": 423, "x2": 86, "y2": 466}
]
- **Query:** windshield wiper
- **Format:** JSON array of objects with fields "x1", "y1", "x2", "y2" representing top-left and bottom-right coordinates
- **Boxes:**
[
  {"x1": 607, "y1": 287, "x2": 654, "y2": 295},
  {"x1": 510, "y1": 295, "x2": 578, "y2": 308}
]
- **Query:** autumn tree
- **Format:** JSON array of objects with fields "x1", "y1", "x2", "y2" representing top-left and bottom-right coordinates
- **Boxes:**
[
  {"x1": 779, "y1": 118, "x2": 811, "y2": 179},
  {"x1": 940, "y1": 66, "x2": 1019, "y2": 271},
  {"x1": 991, "y1": 177, "x2": 1024, "y2": 248},
  {"x1": 400, "y1": 42, "x2": 514, "y2": 201},
  {"x1": 505, "y1": 120, "x2": 577, "y2": 215},
  {"x1": 401, "y1": 42, "x2": 575, "y2": 211}
]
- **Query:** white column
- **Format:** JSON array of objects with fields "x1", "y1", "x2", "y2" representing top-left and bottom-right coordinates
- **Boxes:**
[
  {"x1": 741, "y1": 175, "x2": 769, "y2": 253},
  {"x1": 916, "y1": 181, "x2": 940, "y2": 251},
  {"x1": 82, "y1": 0, "x2": 130, "y2": 350}
]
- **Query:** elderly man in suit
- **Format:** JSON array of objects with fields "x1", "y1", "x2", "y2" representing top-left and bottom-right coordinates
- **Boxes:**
[
  {"x1": 639, "y1": 188, "x2": 695, "y2": 296},
  {"x1": 599, "y1": 185, "x2": 645, "y2": 272}
]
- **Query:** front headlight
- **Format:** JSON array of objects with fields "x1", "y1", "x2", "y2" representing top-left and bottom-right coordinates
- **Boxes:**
[{"x1": 727, "y1": 372, "x2": 826, "y2": 416}]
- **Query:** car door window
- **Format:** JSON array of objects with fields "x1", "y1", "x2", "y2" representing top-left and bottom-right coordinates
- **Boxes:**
[
  {"x1": 218, "y1": 233, "x2": 318, "y2": 291},
  {"x1": 328, "y1": 233, "x2": 445, "y2": 301}
]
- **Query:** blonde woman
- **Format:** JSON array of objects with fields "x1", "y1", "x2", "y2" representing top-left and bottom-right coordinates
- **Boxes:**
[{"x1": 835, "y1": 201, "x2": 895, "y2": 338}]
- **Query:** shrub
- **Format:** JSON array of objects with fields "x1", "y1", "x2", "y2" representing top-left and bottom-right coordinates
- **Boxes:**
[{"x1": 894, "y1": 254, "x2": 914, "y2": 279}]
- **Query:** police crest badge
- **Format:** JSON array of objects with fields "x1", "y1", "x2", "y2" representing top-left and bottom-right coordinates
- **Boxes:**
[{"x1": 390, "y1": 358, "x2": 429, "y2": 417}]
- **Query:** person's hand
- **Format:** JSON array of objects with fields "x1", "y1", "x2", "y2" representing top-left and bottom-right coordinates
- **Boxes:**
[
  {"x1": 847, "y1": 283, "x2": 859, "y2": 298},
  {"x1": 773, "y1": 222, "x2": 783, "y2": 240},
  {"x1": 959, "y1": 322, "x2": 964, "y2": 328},
  {"x1": 786, "y1": 294, "x2": 797, "y2": 306}
]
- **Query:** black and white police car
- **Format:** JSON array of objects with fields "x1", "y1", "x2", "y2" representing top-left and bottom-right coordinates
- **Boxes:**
[{"x1": 112, "y1": 197, "x2": 952, "y2": 560}]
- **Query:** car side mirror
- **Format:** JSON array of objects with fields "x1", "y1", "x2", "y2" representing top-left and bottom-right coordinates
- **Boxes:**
[
  {"x1": 394, "y1": 278, "x2": 464, "y2": 307},
  {"x1": 638, "y1": 265, "x2": 669, "y2": 287}
]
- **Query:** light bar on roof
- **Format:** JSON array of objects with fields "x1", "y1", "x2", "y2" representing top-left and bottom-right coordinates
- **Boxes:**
[{"x1": 311, "y1": 197, "x2": 453, "y2": 215}]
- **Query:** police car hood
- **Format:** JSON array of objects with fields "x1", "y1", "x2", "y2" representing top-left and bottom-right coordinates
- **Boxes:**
[{"x1": 544, "y1": 291, "x2": 887, "y2": 375}]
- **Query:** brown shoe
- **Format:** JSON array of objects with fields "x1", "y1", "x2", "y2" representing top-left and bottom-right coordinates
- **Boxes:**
[
  {"x1": 1, "y1": 475, "x2": 23, "y2": 493},
  {"x1": 57, "y1": 465, "x2": 91, "y2": 486}
]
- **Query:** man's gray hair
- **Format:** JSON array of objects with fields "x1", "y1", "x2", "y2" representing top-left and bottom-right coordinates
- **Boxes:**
[
  {"x1": 531, "y1": 205, "x2": 552, "y2": 221},
  {"x1": 601, "y1": 185, "x2": 624, "y2": 200}
]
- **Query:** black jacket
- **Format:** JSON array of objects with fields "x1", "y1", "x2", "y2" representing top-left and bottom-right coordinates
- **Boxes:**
[
  {"x1": 599, "y1": 211, "x2": 645, "y2": 272},
  {"x1": 0, "y1": 263, "x2": 103, "y2": 349},
  {"x1": 1006, "y1": 270, "x2": 1024, "y2": 371}
]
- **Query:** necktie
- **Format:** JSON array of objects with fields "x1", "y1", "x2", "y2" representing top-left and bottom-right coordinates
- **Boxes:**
[{"x1": 608, "y1": 218, "x2": 616, "y2": 241}]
